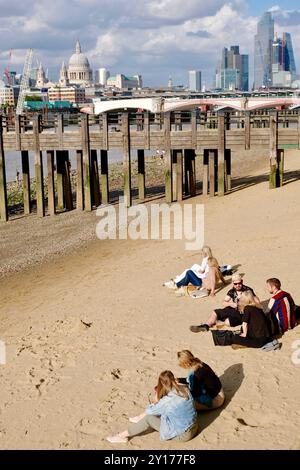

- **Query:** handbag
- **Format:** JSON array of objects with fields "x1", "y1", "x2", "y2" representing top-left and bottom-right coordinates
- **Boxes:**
[{"x1": 211, "y1": 329, "x2": 235, "y2": 346}]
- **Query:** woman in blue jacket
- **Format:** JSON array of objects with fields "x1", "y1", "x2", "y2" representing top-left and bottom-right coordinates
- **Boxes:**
[{"x1": 107, "y1": 370, "x2": 198, "y2": 444}]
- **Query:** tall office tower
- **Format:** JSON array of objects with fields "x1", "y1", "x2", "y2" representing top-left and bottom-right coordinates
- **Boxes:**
[
  {"x1": 216, "y1": 46, "x2": 248, "y2": 91},
  {"x1": 188, "y1": 70, "x2": 202, "y2": 92},
  {"x1": 254, "y1": 11, "x2": 274, "y2": 89},
  {"x1": 272, "y1": 33, "x2": 297, "y2": 87}
]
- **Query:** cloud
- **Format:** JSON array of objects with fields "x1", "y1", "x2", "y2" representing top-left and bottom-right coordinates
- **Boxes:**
[
  {"x1": 186, "y1": 30, "x2": 212, "y2": 38},
  {"x1": 0, "y1": 1, "x2": 298, "y2": 87},
  {"x1": 269, "y1": 5, "x2": 300, "y2": 27}
]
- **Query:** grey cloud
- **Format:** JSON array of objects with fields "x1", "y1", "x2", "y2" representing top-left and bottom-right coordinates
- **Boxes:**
[
  {"x1": 186, "y1": 30, "x2": 212, "y2": 38},
  {"x1": 272, "y1": 9, "x2": 300, "y2": 27}
]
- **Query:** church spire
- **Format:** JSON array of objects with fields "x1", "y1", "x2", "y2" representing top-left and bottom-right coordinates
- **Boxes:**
[{"x1": 75, "y1": 40, "x2": 81, "y2": 54}]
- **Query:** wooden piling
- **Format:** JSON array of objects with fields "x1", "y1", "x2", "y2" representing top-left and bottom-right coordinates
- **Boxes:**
[
  {"x1": 144, "y1": 112, "x2": 150, "y2": 150},
  {"x1": 184, "y1": 149, "x2": 196, "y2": 197},
  {"x1": 56, "y1": 151, "x2": 65, "y2": 210},
  {"x1": 90, "y1": 149, "x2": 101, "y2": 207},
  {"x1": 81, "y1": 114, "x2": 92, "y2": 211},
  {"x1": 209, "y1": 150, "x2": 216, "y2": 197},
  {"x1": 137, "y1": 149, "x2": 146, "y2": 201},
  {"x1": 203, "y1": 149, "x2": 209, "y2": 196},
  {"x1": 0, "y1": 116, "x2": 8, "y2": 221},
  {"x1": 245, "y1": 112, "x2": 251, "y2": 150},
  {"x1": 100, "y1": 150, "x2": 109, "y2": 205},
  {"x1": 225, "y1": 149, "x2": 232, "y2": 192},
  {"x1": 47, "y1": 150, "x2": 55, "y2": 215},
  {"x1": 63, "y1": 151, "x2": 73, "y2": 211},
  {"x1": 269, "y1": 112, "x2": 278, "y2": 189},
  {"x1": 277, "y1": 149, "x2": 284, "y2": 187},
  {"x1": 76, "y1": 150, "x2": 84, "y2": 210},
  {"x1": 175, "y1": 149, "x2": 183, "y2": 201},
  {"x1": 164, "y1": 112, "x2": 173, "y2": 203},
  {"x1": 33, "y1": 117, "x2": 45, "y2": 217},
  {"x1": 122, "y1": 113, "x2": 131, "y2": 207},
  {"x1": 21, "y1": 151, "x2": 31, "y2": 215},
  {"x1": 218, "y1": 113, "x2": 225, "y2": 196}
]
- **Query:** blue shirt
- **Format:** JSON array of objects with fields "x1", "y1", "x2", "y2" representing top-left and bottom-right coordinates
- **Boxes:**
[{"x1": 146, "y1": 390, "x2": 197, "y2": 441}]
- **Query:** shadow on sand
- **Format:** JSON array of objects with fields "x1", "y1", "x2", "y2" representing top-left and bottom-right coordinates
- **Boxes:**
[{"x1": 198, "y1": 363, "x2": 244, "y2": 433}]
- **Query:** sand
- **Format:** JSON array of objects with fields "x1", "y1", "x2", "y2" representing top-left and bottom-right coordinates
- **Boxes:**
[{"x1": 0, "y1": 150, "x2": 300, "y2": 450}]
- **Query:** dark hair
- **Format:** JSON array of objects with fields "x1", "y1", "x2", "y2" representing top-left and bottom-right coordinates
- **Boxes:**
[{"x1": 267, "y1": 278, "x2": 281, "y2": 290}]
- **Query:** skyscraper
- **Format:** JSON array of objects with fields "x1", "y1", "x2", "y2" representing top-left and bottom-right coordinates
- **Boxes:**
[
  {"x1": 272, "y1": 33, "x2": 297, "y2": 87},
  {"x1": 188, "y1": 70, "x2": 201, "y2": 92},
  {"x1": 254, "y1": 11, "x2": 274, "y2": 89},
  {"x1": 215, "y1": 46, "x2": 248, "y2": 91}
]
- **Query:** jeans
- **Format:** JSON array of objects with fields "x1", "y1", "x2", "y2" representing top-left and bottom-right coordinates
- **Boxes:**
[
  {"x1": 176, "y1": 270, "x2": 202, "y2": 288},
  {"x1": 128, "y1": 415, "x2": 198, "y2": 442}
]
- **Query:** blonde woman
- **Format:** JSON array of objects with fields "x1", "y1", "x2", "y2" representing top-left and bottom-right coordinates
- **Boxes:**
[
  {"x1": 107, "y1": 370, "x2": 198, "y2": 444},
  {"x1": 200, "y1": 257, "x2": 226, "y2": 297},
  {"x1": 231, "y1": 291, "x2": 271, "y2": 348},
  {"x1": 164, "y1": 246, "x2": 214, "y2": 289},
  {"x1": 177, "y1": 350, "x2": 225, "y2": 411}
]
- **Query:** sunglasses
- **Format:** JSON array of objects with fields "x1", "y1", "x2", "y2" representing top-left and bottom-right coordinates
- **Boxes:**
[{"x1": 233, "y1": 282, "x2": 243, "y2": 286}]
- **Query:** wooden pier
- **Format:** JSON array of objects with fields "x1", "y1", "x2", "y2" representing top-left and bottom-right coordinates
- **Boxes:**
[{"x1": 0, "y1": 109, "x2": 299, "y2": 221}]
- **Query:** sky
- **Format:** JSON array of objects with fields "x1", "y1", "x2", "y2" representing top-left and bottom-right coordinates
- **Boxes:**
[{"x1": 0, "y1": 0, "x2": 300, "y2": 88}]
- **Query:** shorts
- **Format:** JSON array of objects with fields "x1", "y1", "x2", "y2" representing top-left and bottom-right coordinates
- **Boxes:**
[{"x1": 214, "y1": 307, "x2": 242, "y2": 327}]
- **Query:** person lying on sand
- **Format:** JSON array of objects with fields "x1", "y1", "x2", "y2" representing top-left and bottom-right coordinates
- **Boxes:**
[
  {"x1": 190, "y1": 273, "x2": 260, "y2": 332},
  {"x1": 177, "y1": 350, "x2": 225, "y2": 410},
  {"x1": 107, "y1": 370, "x2": 198, "y2": 444}
]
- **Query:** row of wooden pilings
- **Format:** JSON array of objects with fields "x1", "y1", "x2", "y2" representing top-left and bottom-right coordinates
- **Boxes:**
[{"x1": 0, "y1": 111, "x2": 285, "y2": 222}]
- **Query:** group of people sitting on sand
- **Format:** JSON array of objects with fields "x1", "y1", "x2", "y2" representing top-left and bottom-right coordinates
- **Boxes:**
[
  {"x1": 107, "y1": 247, "x2": 299, "y2": 445},
  {"x1": 164, "y1": 246, "x2": 298, "y2": 350},
  {"x1": 107, "y1": 350, "x2": 224, "y2": 444}
]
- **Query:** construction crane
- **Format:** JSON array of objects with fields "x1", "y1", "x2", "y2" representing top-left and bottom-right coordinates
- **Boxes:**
[
  {"x1": 16, "y1": 48, "x2": 33, "y2": 116},
  {"x1": 4, "y1": 50, "x2": 13, "y2": 85}
]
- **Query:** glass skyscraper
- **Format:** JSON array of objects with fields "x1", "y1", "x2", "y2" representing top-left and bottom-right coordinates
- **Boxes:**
[
  {"x1": 216, "y1": 46, "x2": 249, "y2": 91},
  {"x1": 254, "y1": 11, "x2": 274, "y2": 89}
]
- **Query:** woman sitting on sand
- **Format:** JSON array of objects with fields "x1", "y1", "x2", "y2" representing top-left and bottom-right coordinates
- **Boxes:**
[
  {"x1": 177, "y1": 350, "x2": 225, "y2": 411},
  {"x1": 175, "y1": 257, "x2": 226, "y2": 297},
  {"x1": 164, "y1": 246, "x2": 213, "y2": 289},
  {"x1": 212, "y1": 291, "x2": 271, "y2": 349},
  {"x1": 200, "y1": 257, "x2": 226, "y2": 297},
  {"x1": 107, "y1": 370, "x2": 198, "y2": 444}
]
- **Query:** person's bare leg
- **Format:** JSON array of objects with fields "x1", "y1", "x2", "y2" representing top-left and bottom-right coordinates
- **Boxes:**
[
  {"x1": 206, "y1": 312, "x2": 218, "y2": 327},
  {"x1": 190, "y1": 312, "x2": 217, "y2": 333}
]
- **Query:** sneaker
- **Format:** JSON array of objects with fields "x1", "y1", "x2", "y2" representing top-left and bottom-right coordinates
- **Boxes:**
[
  {"x1": 189, "y1": 324, "x2": 210, "y2": 333},
  {"x1": 107, "y1": 434, "x2": 128, "y2": 443},
  {"x1": 163, "y1": 280, "x2": 177, "y2": 289}
]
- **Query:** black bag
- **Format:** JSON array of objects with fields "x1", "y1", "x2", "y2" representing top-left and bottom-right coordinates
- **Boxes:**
[{"x1": 211, "y1": 330, "x2": 235, "y2": 346}]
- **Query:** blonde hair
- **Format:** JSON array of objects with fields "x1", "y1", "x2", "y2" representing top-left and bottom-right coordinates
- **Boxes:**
[
  {"x1": 232, "y1": 273, "x2": 243, "y2": 283},
  {"x1": 238, "y1": 290, "x2": 262, "y2": 312},
  {"x1": 156, "y1": 370, "x2": 189, "y2": 400},
  {"x1": 201, "y1": 246, "x2": 212, "y2": 258},
  {"x1": 177, "y1": 350, "x2": 203, "y2": 371}
]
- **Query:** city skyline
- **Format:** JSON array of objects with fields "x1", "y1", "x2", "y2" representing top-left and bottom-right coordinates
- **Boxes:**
[{"x1": 0, "y1": 1, "x2": 300, "y2": 88}]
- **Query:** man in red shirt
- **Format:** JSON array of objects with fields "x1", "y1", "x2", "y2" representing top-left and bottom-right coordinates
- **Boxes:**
[{"x1": 266, "y1": 278, "x2": 296, "y2": 335}]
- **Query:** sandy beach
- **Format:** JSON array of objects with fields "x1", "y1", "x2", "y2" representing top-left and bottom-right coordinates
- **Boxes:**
[{"x1": 0, "y1": 149, "x2": 300, "y2": 450}]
